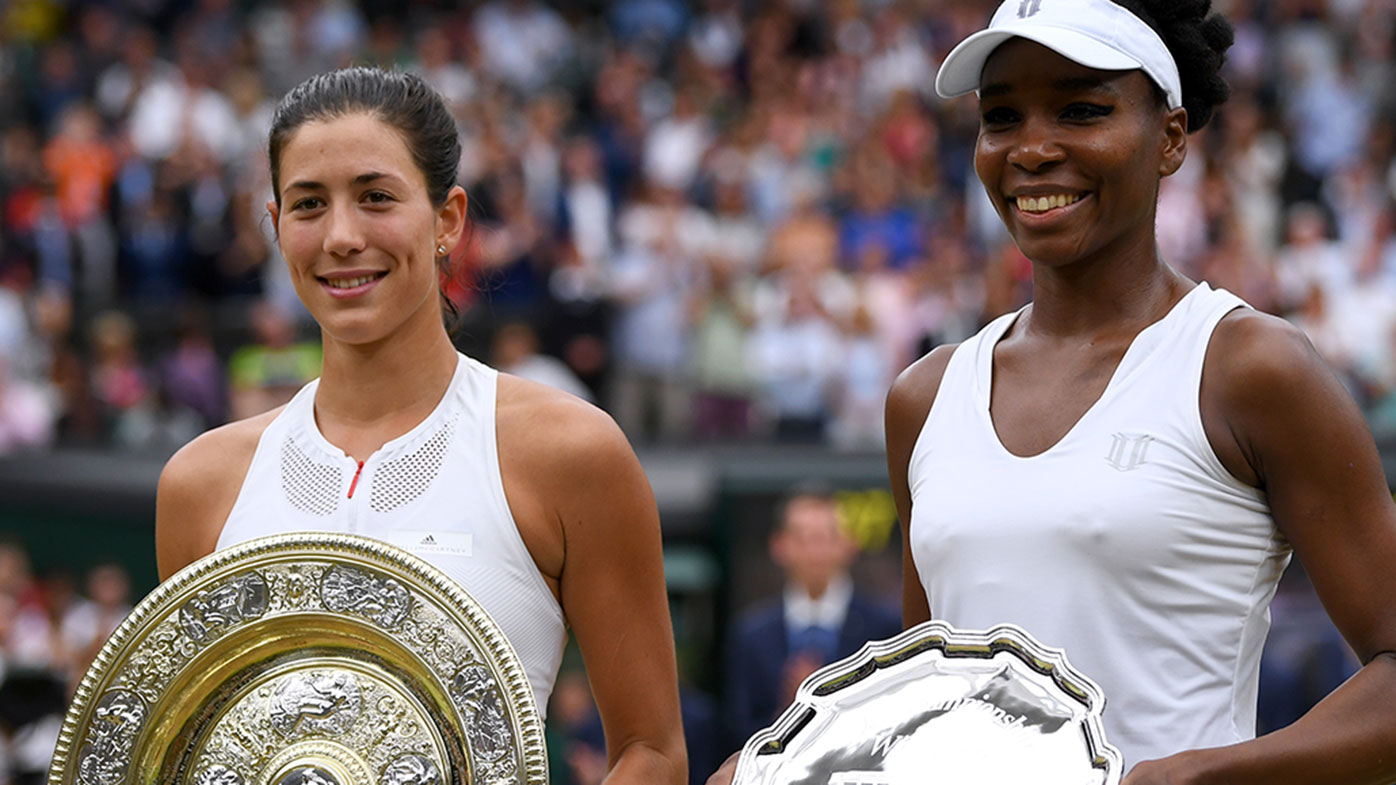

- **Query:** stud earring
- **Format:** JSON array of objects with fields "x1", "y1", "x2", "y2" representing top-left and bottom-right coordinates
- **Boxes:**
[{"x1": 437, "y1": 245, "x2": 447, "y2": 255}]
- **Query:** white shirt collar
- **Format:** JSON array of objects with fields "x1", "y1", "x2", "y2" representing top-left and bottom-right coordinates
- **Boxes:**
[{"x1": 784, "y1": 573, "x2": 853, "y2": 631}]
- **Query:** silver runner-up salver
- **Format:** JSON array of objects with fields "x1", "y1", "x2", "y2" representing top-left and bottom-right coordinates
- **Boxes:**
[
  {"x1": 48, "y1": 532, "x2": 548, "y2": 785},
  {"x1": 731, "y1": 621, "x2": 1122, "y2": 785}
]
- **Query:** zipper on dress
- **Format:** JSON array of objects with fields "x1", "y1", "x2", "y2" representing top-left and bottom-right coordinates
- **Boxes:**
[
  {"x1": 346, "y1": 459, "x2": 365, "y2": 534},
  {"x1": 348, "y1": 460, "x2": 365, "y2": 499}
]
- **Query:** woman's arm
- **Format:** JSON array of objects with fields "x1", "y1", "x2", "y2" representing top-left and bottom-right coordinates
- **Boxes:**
[
  {"x1": 155, "y1": 418, "x2": 266, "y2": 580},
  {"x1": 884, "y1": 345, "x2": 957, "y2": 629},
  {"x1": 1128, "y1": 310, "x2": 1396, "y2": 785},
  {"x1": 502, "y1": 388, "x2": 687, "y2": 785}
]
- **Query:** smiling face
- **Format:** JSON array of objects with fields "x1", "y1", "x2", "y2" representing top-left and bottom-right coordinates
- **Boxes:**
[
  {"x1": 269, "y1": 112, "x2": 465, "y2": 347},
  {"x1": 973, "y1": 39, "x2": 1186, "y2": 270}
]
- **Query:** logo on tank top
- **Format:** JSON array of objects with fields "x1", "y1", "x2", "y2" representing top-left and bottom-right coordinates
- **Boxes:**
[
  {"x1": 1105, "y1": 433, "x2": 1154, "y2": 471},
  {"x1": 380, "y1": 530, "x2": 473, "y2": 557}
]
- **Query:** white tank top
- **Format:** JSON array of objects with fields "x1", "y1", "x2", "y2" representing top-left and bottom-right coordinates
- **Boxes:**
[
  {"x1": 217, "y1": 352, "x2": 567, "y2": 716},
  {"x1": 907, "y1": 283, "x2": 1291, "y2": 767}
]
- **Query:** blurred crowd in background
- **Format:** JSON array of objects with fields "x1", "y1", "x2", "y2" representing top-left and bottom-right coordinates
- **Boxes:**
[
  {"x1": 2, "y1": 0, "x2": 1395, "y2": 455},
  {"x1": 0, "y1": 540, "x2": 130, "y2": 784},
  {"x1": 1, "y1": 0, "x2": 1392, "y2": 782}
]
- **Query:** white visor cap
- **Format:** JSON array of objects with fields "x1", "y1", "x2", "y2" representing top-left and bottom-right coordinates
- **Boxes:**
[{"x1": 935, "y1": 0, "x2": 1183, "y2": 110}]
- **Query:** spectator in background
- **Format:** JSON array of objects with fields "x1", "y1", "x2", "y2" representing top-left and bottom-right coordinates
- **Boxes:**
[
  {"x1": 725, "y1": 485, "x2": 900, "y2": 747},
  {"x1": 471, "y1": 165, "x2": 551, "y2": 319},
  {"x1": 410, "y1": 26, "x2": 476, "y2": 110},
  {"x1": 1285, "y1": 50, "x2": 1373, "y2": 186},
  {"x1": 761, "y1": 186, "x2": 836, "y2": 274},
  {"x1": 87, "y1": 310, "x2": 149, "y2": 438},
  {"x1": 1273, "y1": 202, "x2": 1350, "y2": 314},
  {"x1": 41, "y1": 102, "x2": 118, "y2": 309},
  {"x1": 94, "y1": 25, "x2": 178, "y2": 125},
  {"x1": 520, "y1": 93, "x2": 570, "y2": 222},
  {"x1": 550, "y1": 669, "x2": 609, "y2": 785},
  {"x1": 837, "y1": 148, "x2": 923, "y2": 273},
  {"x1": 472, "y1": 0, "x2": 573, "y2": 95},
  {"x1": 747, "y1": 275, "x2": 841, "y2": 442},
  {"x1": 645, "y1": 84, "x2": 713, "y2": 193},
  {"x1": 29, "y1": 40, "x2": 86, "y2": 134},
  {"x1": 227, "y1": 299, "x2": 321, "y2": 421},
  {"x1": 554, "y1": 135, "x2": 615, "y2": 305},
  {"x1": 608, "y1": 182, "x2": 706, "y2": 441},
  {"x1": 828, "y1": 303, "x2": 890, "y2": 450},
  {"x1": 1220, "y1": 93, "x2": 1287, "y2": 257},
  {"x1": 688, "y1": 255, "x2": 755, "y2": 441},
  {"x1": 1362, "y1": 318, "x2": 1396, "y2": 439},
  {"x1": 158, "y1": 308, "x2": 227, "y2": 430},
  {"x1": 57, "y1": 563, "x2": 131, "y2": 689},
  {"x1": 0, "y1": 541, "x2": 54, "y2": 675},
  {"x1": 702, "y1": 155, "x2": 765, "y2": 278},
  {"x1": 0, "y1": 662, "x2": 65, "y2": 785},
  {"x1": 112, "y1": 380, "x2": 204, "y2": 454},
  {"x1": 0, "y1": 126, "x2": 48, "y2": 268},
  {"x1": 859, "y1": 4, "x2": 933, "y2": 113},
  {"x1": 0, "y1": 357, "x2": 54, "y2": 456},
  {"x1": 0, "y1": 541, "x2": 66, "y2": 785},
  {"x1": 117, "y1": 189, "x2": 185, "y2": 304},
  {"x1": 688, "y1": 0, "x2": 744, "y2": 73},
  {"x1": 1257, "y1": 565, "x2": 1359, "y2": 736},
  {"x1": 747, "y1": 100, "x2": 829, "y2": 226},
  {"x1": 491, "y1": 321, "x2": 593, "y2": 403},
  {"x1": 0, "y1": 269, "x2": 51, "y2": 395}
]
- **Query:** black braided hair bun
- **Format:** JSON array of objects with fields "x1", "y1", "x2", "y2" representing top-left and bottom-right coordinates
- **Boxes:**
[{"x1": 1112, "y1": 0, "x2": 1234, "y2": 132}]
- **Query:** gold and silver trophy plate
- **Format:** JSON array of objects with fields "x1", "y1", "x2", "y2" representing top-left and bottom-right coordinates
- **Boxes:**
[
  {"x1": 732, "y1": 621, "x2": 1122, "y2": 785},
  {"x1": 48, "y1": 533, "x2": 548, "y2": 785}
]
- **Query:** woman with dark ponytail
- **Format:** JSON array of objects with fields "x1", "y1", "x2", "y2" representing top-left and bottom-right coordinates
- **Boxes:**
[
  {"x1": 886, "y1": 0, "x2": 1396, "y2": 782},
  {"x1": 155, "y1": 67, "x2": 686, "y2": 784}
]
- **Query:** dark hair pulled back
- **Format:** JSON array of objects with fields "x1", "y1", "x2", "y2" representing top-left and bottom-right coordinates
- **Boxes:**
[
  {"x1": 267, "y1": 66, "x2": 461, "y2": 207},
  {"x1": 1113, "y1": 0, "x2": 1234, "y2": 132}
]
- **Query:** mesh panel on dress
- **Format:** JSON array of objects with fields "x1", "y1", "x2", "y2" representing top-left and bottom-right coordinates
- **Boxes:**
[
  {"x1": 280, "y1": 436, "x2": 342, "y2": 516},
  {"x1": 370, "y1": 413, "x2": 458, "y2": 512}
]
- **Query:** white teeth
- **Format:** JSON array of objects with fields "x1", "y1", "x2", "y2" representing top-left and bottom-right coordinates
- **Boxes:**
[
  {"x1": 1015, "y1": 193, "x2": 1081, "y2": 213},
  {"x1": 325, "y1": 275, "x2": 378, "y2": 289}
]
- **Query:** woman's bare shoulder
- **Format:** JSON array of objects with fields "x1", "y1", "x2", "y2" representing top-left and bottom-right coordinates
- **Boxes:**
[
  {"x1": 162, "y1": 409, "x2": 282, "y2": 489},
  {"x1": 155, "y1": 407, "x2": 283, "y2": 579},
  {"x1": 493, "y1": 374, "x2": 647, "y2": 584},
  {"x1": 886, "y1": 343, "x2": 961, "y2": 432},
  {"x1": 495, "y1": 374, "x2": 625, "y2": 464}
]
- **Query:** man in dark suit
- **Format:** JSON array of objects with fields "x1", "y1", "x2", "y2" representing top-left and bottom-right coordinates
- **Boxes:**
[{"x1": 724, "y1": 486, "x2": 902, "y2": 746}]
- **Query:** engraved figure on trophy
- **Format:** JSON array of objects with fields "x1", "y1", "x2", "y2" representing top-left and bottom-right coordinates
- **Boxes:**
[
  {"x1": 269, "y1": 671, "x2": 363, "y2": 738},
  {"x1": 381, "y1": 754, "x2": 441, "y2": 785},
  {"x1": 76, "y1": 689, "x2": 148, "y2": 785},
  {"x1": 450, "y1": 664, "x2": 511, "y2": 763},
  {"x1": 195, "y1": 764, "x2": 245, "y2": 785},
  {"x1": 276, "y1": 766, "x2": 342, "y2": 785},
  {"x1": 320, "y1": 565, "x2": 413, "y2": 628},
  {"x1": 179, "y1": 572, "x2": 270, "y2": 643}
]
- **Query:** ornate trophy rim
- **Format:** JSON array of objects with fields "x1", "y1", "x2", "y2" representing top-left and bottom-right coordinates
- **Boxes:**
[
  {"x1": 733, "y1": 620, "x2": 1123, "y2": 785},
  {"x1": 49, "y1": 532, "x2": 549, "y2": 785}
]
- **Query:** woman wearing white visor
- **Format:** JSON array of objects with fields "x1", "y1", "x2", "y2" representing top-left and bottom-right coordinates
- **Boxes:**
[{"x1": 887, "y1": 0, "x2": 1396, "y2": 783}]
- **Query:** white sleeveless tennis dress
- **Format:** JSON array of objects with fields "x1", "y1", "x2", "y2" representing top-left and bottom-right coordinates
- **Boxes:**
[
  {"x1": 907, "y1": 283, "x2": 1291, "y2": 767},
  {"x1": 217, "y1": 352, "x2": 567, "y2": 716}
]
